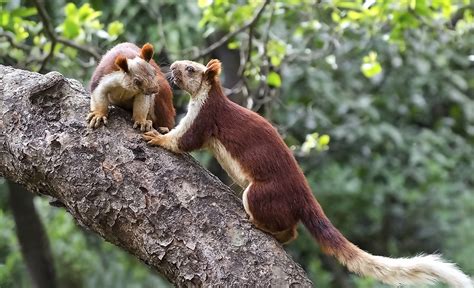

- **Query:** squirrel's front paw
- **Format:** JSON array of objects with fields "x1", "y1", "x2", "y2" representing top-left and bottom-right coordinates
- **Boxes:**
[
  {"x1": 133, "y1": 119, "x2": 153, "y2": 132},
  {"x1": 87, "y1": 111, "x2": 108, "y2": 128},
  {"x1": 143, "y1": 130, "x2": 164, "y2": 146}
]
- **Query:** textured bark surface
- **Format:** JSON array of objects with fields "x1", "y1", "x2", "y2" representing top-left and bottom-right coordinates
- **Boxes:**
[{"x1": 0, "y1": 65, "x2": 313, "y2": 287}]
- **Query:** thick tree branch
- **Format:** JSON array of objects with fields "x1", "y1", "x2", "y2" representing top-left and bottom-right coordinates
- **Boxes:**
[{"x1": 0, "y1": 65, "x2": 312, "y2": 287}]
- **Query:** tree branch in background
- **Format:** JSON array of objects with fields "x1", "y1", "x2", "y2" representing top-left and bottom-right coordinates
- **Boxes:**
[
  {"x1": 449, "y1": 4, "x2": 474, "y2": 28},
  {"x1": 0, "y1": 65, "x2": 312, "y2": 287},
  {"x1": 55, "y1": 38, "x2": 101, "y2": 60},
  {"x1": 255, "y1": 1, "x2": 276, "y2": 115},
  {"x1": 0, "y1": 31, "x2": 32, "y2": 51},
  {"x1": 139, "y1": 2, "x2": 169, "y2": 56},
  {"x1": 8, "y1": 181, "x2": 57, "y2": 288},
  {"x1": 32, "y1": 0, "x2": 101, "y2": 70},
  {"x1": 191, "y1": 0, "x2": 270, "y2": 60},
  {"x1": 32, "y1": 0, "x2": 57, "y2": 73}
]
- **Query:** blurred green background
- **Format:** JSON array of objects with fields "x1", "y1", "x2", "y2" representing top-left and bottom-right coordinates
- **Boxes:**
[{"x1": 0, "y1": 0, "x2": 473, "y2": 287}]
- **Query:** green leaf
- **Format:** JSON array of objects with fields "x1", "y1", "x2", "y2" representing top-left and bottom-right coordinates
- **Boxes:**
[
  {"x1": 198, "y1": 0, "x2": 212, "y2": 8},
  {"x1": 107, "y1": 21, "x2": 124, "y2": 37},
  {"x1": 318, "y1": 134, "x2": 330, "y2": 146},
  {"x1": 13, "y1": 22, "x2": 28, "y2": 41},
  {"x1": 78, "y1": 4, "x2": 102, "y2": 22},
  {"x1": 64, "y1": 3, "x2": 78, "y2": 17},
  {"x1": 267, "y1": 71, "x2": 282, "y2": 88},
  {"x1": 11, "y1": 7, "x2": 37, "y2": 18},
  {"x1": 361, "y1": 51, "x2": 382, "y2": 78},
  {"x1": 347, "y1": 11, "x2": 363, "y2": 20},
  {"x1": 267, "y1": 39, "x2": 286, "y2": 67},
  {"x1": 227, "y1": 40, "x2": 239, "y2": 49},
  {"x1": 361, "y1": 62, "x2": 382, "y2": 78},
  {"x1": 63, "y1": 18, "x2": 80, "y2": 39},
  {"x1": 0, "y1": 11, "x2": 10, "y2": 27},
  {"x1": 331, "y1": 11, "x2": 341, "y2": 23},
  {"x1": 301, "y1": 132, "x2": 330, "y2": 154}
]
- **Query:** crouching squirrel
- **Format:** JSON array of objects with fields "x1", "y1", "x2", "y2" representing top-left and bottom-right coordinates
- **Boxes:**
[{"x1": 88, "y1": 42, "x2": 175, "y2": 132}]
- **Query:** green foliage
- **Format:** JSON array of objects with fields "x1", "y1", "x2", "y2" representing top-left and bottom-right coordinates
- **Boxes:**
[
  {"x1": 0, "y1": 1, "x2": 123, "y2": 78},
  {"x1": 0, "y1": 209, "x2": 29, "y2": 288},
  {"x1": 278, "y1": 7, "x2": 473, "y2": 286},
  {"x1": 0, "y1": 189, "x2": 169, "y2": 288}
]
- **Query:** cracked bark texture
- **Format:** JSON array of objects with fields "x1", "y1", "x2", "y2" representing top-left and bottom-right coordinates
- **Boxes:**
[{"x1": 0, "y1": 65, "x2": 313, "y2": 287}]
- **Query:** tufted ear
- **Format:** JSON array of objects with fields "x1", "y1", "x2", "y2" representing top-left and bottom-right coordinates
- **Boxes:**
[
  {"x1": 204, "y1": 59, "x2": 221, "y2": 80},
  {"x1": 140, "y1": 43, "x2": 154, "y2": 62},
  {"x1": 115, "y1": 55, "x2": 129, "y2": 73}
]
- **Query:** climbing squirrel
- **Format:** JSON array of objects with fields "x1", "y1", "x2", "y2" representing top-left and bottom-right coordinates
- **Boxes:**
[
  {"x1": 88, "y1": 42, "x2": 175, "y2": 132},
  {"x1": 142, "y1": 59, "x2": 472, "y2": 288}
]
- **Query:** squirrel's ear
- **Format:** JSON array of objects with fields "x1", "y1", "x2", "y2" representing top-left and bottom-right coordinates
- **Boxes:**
[
  {"x1": 204, "y1": 59, "x2": 221, "y2": 80},
  {"x1": 115, "y1": 55, "x2": 129, "y2": 73},
  {"x1": 140, "y1": 43, "x2": 154, "y2": 62}
]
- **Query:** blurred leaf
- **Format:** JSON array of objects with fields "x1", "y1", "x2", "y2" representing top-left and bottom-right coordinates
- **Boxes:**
[
  {"x1": 62, "y1": 18, "x2": 80, "y2": 39},
  {"x1": 107, "y1": 21, "x2": 124, "y2": 37},
  {"x1": 198, "y1": 0, "x2": 212, "y2": 8},
  {"x1": 267, "y1": 71, "x2": 282, "y2": 87},
  {"x1": 227, "y1": 40, "x2": 239, "y2": 49},
  {"x1": 10, "y1": 7, "x2": 37, "y2": 18},
  {"x1": 64, "y1": 3, "x2": 77, "y2": 17},
  {"x1": 361, "y1": 51, "x2": 382, "y2": 78}
]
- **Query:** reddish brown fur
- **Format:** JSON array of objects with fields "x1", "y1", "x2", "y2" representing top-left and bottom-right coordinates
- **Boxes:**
[
  {"x1": 148, "y1": 60, "x2": 175, "y2": 129},
  {"x1": 175, "y1": 63, "x2": 354, "y2": 257},
  {"x1": 90, "y1": 43, "x2": 139, "y2": 92},
  {"x1": 89, "y1": 42, "x2": 175, "y2": 129},
  {"x1": 114, "y1": 55, "x2": 129, "y2": 72},
  {"x1": 140, "y1": 43, "x2": 154, "y2": 62},
  {"x1": 144, "y1": 59, "x2": 473, "y2": 287}
]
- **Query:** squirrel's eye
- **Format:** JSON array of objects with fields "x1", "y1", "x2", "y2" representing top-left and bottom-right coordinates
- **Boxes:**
[
  {"x1": 134, "y1": 79, "x2": 142, "y2": 86},
  {"x1": 185, "y1": 66, "x2": 195, "y2": 73}
]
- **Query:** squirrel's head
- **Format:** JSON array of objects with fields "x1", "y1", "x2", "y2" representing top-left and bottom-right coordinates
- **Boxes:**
[
  {"x1": 114, "y1": 43, "x2": 158, "y2": 95},
  {"x1": 169, "y1": 59, "x2": 221, "y2": 97}
]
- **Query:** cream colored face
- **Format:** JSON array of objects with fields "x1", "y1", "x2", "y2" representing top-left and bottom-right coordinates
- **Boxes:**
[
  {"x1": 169, "y1": 60, "x2": 208, "y2": 96},
  {"x1": 122, "y1": 57, "x2": 158, "y2": 95}
]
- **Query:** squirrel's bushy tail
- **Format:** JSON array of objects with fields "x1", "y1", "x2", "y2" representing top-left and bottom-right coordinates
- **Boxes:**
[{"x1": 300, "y1": 196, "x2": 473, "y2": 288}]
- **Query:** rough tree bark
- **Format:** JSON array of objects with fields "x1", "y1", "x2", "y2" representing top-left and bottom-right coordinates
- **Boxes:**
[{"x1": 0, "y1": 65, "x2": 313, "y2": 287}]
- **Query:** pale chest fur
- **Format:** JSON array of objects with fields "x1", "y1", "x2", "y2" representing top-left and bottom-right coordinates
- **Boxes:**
[
  {"x1": 172, "y1": 89, "x2": 250, "y2": 187},
  {"x1": 96, "y1": 71, "x2": 139, "y2": 110},
  {"x1": 108, "y1": 86, "x2": 138, "y2": 109},
  {"x1": 207, "y1": 138, "x2": 249, "y2": 188}
]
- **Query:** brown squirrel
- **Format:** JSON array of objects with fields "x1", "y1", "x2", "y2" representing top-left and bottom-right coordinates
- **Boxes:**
[
  {"x1": 88, "y1": 42, "x2": 175, "y2": 131},
  {"x1": 143, "y1": 59, "x2": 472, "y2": 287}
]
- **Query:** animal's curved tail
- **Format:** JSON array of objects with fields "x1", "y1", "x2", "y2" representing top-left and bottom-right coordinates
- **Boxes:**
[{"x1": 300, "y1": 196, "x2": 472, "y2": 287}]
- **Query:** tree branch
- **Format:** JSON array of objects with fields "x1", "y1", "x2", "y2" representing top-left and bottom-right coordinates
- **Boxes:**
[
  {"x1": 32, "y1": 0, "x2": 101, "y2": 63},
  {"x1": 191, "y1": 0, "x2": 270, "y2": 60},
  {"x1": 0, "y1": 65, "x2": 312, "y2": 287},
  {"x1": 0, "y1": 31, "x2": 32, "y2": 51},
  {"x1": 449, "y1": 4, "x2": 474, "y2": 28}
]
